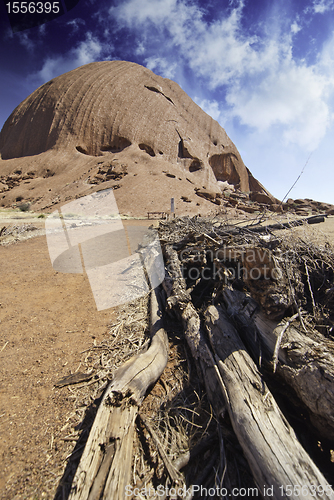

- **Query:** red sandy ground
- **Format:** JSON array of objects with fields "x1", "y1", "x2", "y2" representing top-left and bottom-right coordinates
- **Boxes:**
[{"x1": 0, "y1": 232, "x2": 114, "y2": 499}]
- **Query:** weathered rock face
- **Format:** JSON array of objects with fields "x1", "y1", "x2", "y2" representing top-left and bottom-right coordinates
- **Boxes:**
[{"x1": 0, "y1": 60, "x2": 275, "y2": 215}]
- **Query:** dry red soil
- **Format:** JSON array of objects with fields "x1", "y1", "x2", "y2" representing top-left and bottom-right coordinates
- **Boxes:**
[{"x1": 0, "y1": 231, "x2": 114, "y2": 499}]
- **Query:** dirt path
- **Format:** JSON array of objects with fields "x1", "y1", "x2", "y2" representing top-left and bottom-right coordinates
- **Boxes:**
[{"x1": 0, "y1": 234, "x2": 114, "y2": 499}]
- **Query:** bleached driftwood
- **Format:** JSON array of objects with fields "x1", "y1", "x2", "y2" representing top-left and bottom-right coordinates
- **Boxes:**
[
  {"x1": 223, "y1": 287, "x2": 334, "y2": 439},
  {"x1": 68, "y1": 288, "x2": 169, "y2": 500},
  {"x1": 204, "y1": 304, "x2": 334, "y2": 500},
  {"x1": 164, "y1": 244, "x2": 333, "y2": 499},
  {"x1": 163, "y1": 244, "x2": 227, "y2": 416}
]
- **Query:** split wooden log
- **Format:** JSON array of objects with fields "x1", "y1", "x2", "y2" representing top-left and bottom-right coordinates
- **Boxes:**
[
  {"x1": 219, "y1": 214, "x2": 326, "y2": 237},
  {"x1": 204, "y1": 304, "x2": 334, "y2": 500},
  {"x1": 163, "y1": 244, "x2": 227, "y2": 417},
  {"x1": 164, "y1": 245, "x2": 334, "y2": 499},
  {"x1": 241, "y1": 214, "x2": 326, "y2": 233},
  {"x1": 170, "y1": 215, "x2": 326, "y2": 250},
  {"x1": 223, "y1": 287, "x2": 334, "y2": 440},
  {"x1": 68, "y1": 288, "x2": 169, "y2": 500}
]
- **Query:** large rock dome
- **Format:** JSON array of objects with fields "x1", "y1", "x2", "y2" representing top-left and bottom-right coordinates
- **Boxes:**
[{"x1": 0, "y1": 60, "x2": 274, "y2": 215}]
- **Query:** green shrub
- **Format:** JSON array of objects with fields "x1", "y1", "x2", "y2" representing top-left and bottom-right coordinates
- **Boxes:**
[{"x1": 18, "y1": 203, "x2": 30, "y2": 212}]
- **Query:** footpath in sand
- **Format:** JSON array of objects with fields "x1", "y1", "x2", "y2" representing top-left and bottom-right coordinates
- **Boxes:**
[
  {"x1": 0, "y1": 232, "x2": 113, "y2": 498},
  {"x1": 0, "y1": 211, "x2": 161, "y2": 499}
]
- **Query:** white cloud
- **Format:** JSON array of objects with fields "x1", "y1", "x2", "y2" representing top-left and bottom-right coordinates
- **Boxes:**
[
  {"x1": 318, "y1": 31, "x2": 334, "y2": 75},
  {"x1": 136, "y1": 42, "x2": 146, "y2": 56},
  {"x1": 110, "y1": 0, "x2": 285, "y2": 89},
  {"x1": 111, "y1": 0, "x2": 261, "y2": 87},
  {"x1": 110, "y1": 0, "x2": 179, "y2": 26},
  {"x1": 18, "y1": 32, "x2": 36, "y2": 52},
  {"x1": 226, "y1": 59, "x2": 331, "y2": 149},
  {"x1": 67, "y1": 18, "x2": 86, "y2": 33},
  {"x1": 32, "y1": 33, "x2": 110, "y2": 83},
  {"x1": 145, "y1": 56, "x2": 177, "y2": 79},
  {"x1": 73, "y1": 33, "x2": 105, "y2": 65},
  {"x1": 291, "y1": 21, "x2": 301, "y2": 34},
  {"x1": 38, "y1": 24, "x2": 47, "y2": 36},
  {"x1": 186, "y1": 19, "x2": 259, "y2": 87},
  {"x1": 312, "y1": 0, "x2": 334, "y2": 14},
  {"x1": 193, "y1": 98, "x2": 223, "y2": 123}
]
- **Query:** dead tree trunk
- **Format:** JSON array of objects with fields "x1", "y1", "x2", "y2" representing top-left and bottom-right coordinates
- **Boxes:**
[
  {"x1": 163, "y1": 244, "x2": 334, "y2": 500},
  {"x1": 223, "y1": 287, "x2": 334, "y2": 440},
  {"x1": 163, "y1": 244, "x2": 227, "y2": 417},
  {"x1": 68, "y1": 288, "x2": 169, "y2": 500},
  {"x1": 205, "y1": 304, "x2": 334, "y2": 500}
]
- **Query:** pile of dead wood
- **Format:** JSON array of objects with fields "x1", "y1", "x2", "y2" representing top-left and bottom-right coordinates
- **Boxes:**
[{"x1": 63, "y1": 215, "x2": 334, "y2": 500}]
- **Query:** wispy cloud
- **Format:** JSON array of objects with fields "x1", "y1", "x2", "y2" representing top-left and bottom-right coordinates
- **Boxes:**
[
  {"x1": 109, "y1": 0, "x2": 182, "y2": 27},
  {"x1": 226, "y1": 61, "x2": 331, "y2": 150},
  {"x1": 311, "y1": 0, "x2": 334, "y2": 14},
  {"x1": 291, "y1": 21, "x2": 301, "y2": 34},
  {"x1": 18, "y1": 32, "x2": 36, "y2": 52},
  {"x1": 193, "y1": 97, "x2": 223, "y2": 123},
  {"x1": 145, "y1": 56, "x2": 177, "y2": 79},
  {"x1": 31, "y1": 32, "x2": 112, "y2": 83},
  {"x1": 67, "y1": 18, "x2": 86, "y2": 34}
]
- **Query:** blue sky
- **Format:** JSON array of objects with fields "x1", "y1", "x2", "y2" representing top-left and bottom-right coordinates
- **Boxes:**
[{"x1": 1, "y1": 0, "x2": 334, "y2": 203}]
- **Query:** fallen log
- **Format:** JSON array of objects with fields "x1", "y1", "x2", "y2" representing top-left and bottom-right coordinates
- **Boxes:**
[
  {"x1": 169, "y1": 215, "x2": 326, "y2": 250},
  {"x1": 68, "y1": 288, "x2": 169, "y2": 500},
  {"x1": 241, "y1": 214, "x2": 327, "y2": 233},
  {"x1": 223, "y1": 287, "x2": 334, "y2": 440},
  {"x1": 205, "y1": 304, "x2": 334, "y2": 500},
  {"x1": 164, "y1": 245, "x2": 334, "y2": 498},
  {"x1": 163, "y1": 244, "x2": 227, "y2": 417}
]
